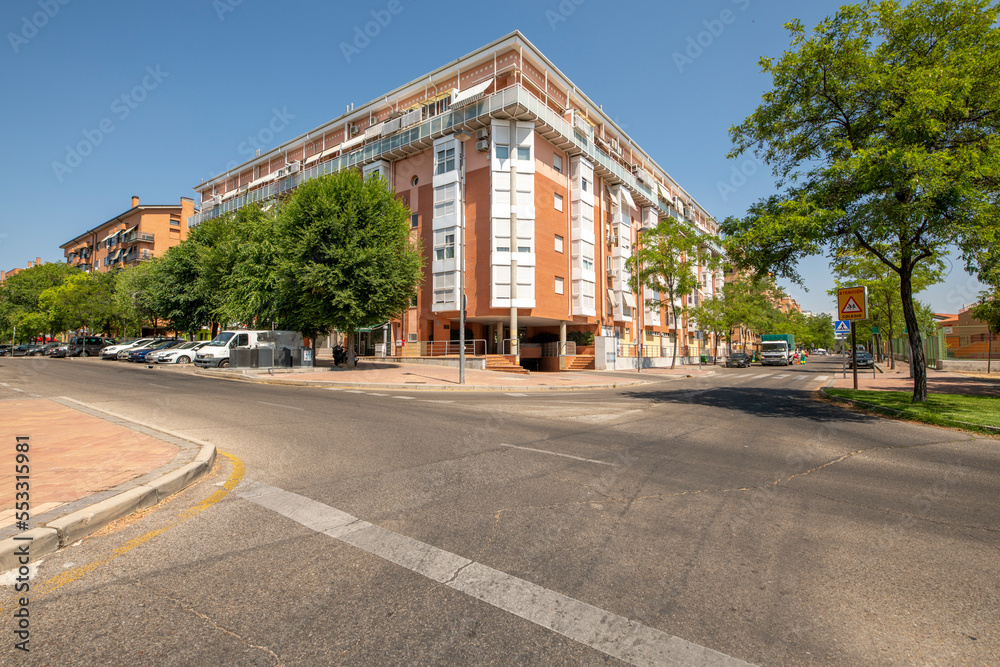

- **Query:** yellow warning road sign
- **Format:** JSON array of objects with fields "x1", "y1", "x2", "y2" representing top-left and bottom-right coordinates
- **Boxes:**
[{"x1": 838, "y1": 286, "x2": 868, "y2": 321}]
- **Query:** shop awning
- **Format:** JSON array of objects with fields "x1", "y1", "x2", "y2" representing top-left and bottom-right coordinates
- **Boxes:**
[
  {"x1": 621, "y1": 187, "x2": 637, "y2": 210},
  {"x1": 450, "y1": 78, "x2": 494, "y2": 109}
]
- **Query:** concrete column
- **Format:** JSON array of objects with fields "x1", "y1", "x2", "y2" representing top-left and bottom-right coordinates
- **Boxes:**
[
  {"x1": 559, "y1": 321, "x2": 567, "y2": 356},
  {"x1": 509, "y1": 118, "x2": 518, "y2": 358},
  {"x1": 497, "y1": 321, "x2": 504, "y2": 354}
]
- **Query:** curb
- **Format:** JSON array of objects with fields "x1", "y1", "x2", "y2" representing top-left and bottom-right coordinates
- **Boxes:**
[
  {"x1": 0, "y1": 408, "x2": 217, "y2": 573},
  {"x1": 819, "y1": 387, "x2": 1000, "y2": 435}
]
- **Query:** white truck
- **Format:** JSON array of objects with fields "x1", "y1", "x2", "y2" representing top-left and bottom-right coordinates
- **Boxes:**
[{"x1": 194, "y1": 330, "x2": 269, "y2": 368}]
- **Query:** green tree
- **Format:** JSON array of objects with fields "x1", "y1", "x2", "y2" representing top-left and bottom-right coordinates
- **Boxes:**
[
  {"x1": 688, "y1": 294, "x2": 727, "y2": 361},
  {"x1": 629, "y1": 217, "x2": 709, "y2": 368},
  {"x1": 722, "y1": 0, "x2": 1000, "y2": 402},
  {"x1": 0, "y1": 262, "x2": 80, "y2": 342},
  {"x1": 829, "y1": 247, "x2": 945, "y2": 367},
  {"x1": 275, "y1": 170, "x2": 422, "y2": 364},
  {"x1": 113, "y1": 261, "x2": 166, "y2": 336},
  {"x1": 215, "y1": 205, "x2": 283, "y2": 330},
  {"x1": 38, "y1": 272, "x2": 118, "y2": 336}
]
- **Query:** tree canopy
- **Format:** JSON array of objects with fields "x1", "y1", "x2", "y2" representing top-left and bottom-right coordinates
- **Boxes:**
[{"x1": 721, "y1": 0, "x2": 1000, "y2": 402}]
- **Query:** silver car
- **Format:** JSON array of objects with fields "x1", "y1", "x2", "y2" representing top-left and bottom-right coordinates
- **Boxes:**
[{"x1": 154, "y1": 341, "x2": 208, "y2": 364}]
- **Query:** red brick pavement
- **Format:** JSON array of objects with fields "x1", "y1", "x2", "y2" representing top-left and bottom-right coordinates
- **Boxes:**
[{"x1": 0, "y1": 399, "x2": 178, "y2": 527}]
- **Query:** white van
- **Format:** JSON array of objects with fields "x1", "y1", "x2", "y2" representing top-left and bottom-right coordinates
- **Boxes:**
[{"x1": 194, "y1": 330, "x2": 269, "y2": 368}]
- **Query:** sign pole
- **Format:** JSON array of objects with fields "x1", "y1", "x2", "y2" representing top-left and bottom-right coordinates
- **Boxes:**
[{"x1": 851, "y1": 321, "x2": 858, "y2": 389}]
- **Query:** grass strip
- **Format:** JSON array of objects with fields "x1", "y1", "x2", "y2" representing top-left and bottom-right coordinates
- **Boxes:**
[{"x1": 823, "y1": 388, "x2": 1000, "y2": 434}]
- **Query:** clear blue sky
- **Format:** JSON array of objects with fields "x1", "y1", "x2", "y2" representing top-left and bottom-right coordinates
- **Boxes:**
[{"x1": 1, "y1": 0, "x2": 984, "y2": 316}]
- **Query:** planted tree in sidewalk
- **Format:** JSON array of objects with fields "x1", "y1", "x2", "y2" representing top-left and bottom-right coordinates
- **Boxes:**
[
  {"x1": 113, "y1": 261, "x2": 166, "y2": 336},
  {"x1": 38, "y1": 271, "x2": 118, "y2": 336},
  {"x1": 628, "y1": 217, "x2": 708, "y2": 368},
  {"x1": 828, "y1": 248, "x2": 944, "y2": 368},
  {"x1": 722, "y1": 0, "x2": 1000, "y2": 403},
  {"x1": 276, "y1": 170, "x2": 422, "y2": 366},
  {"x1": 688, "y1": 295, "x2": 727, "y2": 362}
]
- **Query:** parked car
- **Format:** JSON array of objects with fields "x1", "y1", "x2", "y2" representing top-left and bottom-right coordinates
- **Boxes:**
[
  {"x1": 0, "y1": 344, "x2": 10, "y2": 357},
  {"x1": 195, "y1": 330, "x2": 270, "y2": 369},
  {"x1": 725, "y1": 352, "x2": 752, "y2": 368},
  {"x1": 101, "y1": 338, "x2": 156, "y2": 360},
  {"x1": 127, "y1": 340, "x2": 182, "y2": 363},
  {"x1": 155, "y1": 341, "x2": 208, "y2": 364},
  {"x1": 67, "y1": 336, "x2": 115, "y2": 357},
  {"x1": 29, "y1": 342, "x2": 62, "y2": 356},
  {"x1": 50, "y1": 345, "x2": 70, "y2": 358},
  {"x1": 848, "y1": 351, "x2": 875, "y2": 369},
  {"x1": 117, "y1": 339, "x2": 169, "y2": 360}
]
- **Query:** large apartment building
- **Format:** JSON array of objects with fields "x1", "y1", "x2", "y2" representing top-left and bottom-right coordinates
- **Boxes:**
[
  {"x1": 61, "y1": 196, "x2": 194, "y2": 273},
  {"x1": 191, "y1": 32, "x2": 722, "y2": 364}
]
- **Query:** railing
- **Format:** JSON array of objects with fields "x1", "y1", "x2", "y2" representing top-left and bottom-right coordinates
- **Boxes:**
[
  {"x1": 541, "y1": 341, "x2": 576, "y2": 357},
  {"x1": 397, "y1": 339, "x2": 486, "y2": 358},
  {"x1": 191, "y1": 85, "x2": 706, "y2": 230}
]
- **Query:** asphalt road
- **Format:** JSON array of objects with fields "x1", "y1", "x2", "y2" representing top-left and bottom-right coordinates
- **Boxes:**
[{"x1": 1, "y1": 356, "x2": 997, "y2": 666}]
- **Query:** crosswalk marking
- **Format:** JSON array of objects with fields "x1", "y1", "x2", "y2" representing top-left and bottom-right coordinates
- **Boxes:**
[{"x1": 773, "y1": 374, "x2": 789, "y2": 379}]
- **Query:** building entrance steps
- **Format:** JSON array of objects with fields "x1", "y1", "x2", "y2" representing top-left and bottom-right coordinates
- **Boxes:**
[
  {"x1": 485, "y1": 355, "x2": 530, "y2": 375},
  {"x1": 565, "y1": 355, "x2": 596, "y2": 371}
]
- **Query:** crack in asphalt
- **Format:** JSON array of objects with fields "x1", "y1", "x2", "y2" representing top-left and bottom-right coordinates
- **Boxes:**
[{"x1": 136, "y1": 581, "x2": 282, "y2": 665}]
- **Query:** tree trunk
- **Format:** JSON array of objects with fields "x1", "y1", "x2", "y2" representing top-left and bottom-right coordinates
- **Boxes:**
[
  {"x1": 899, "y1": 265, "x2": 927, "y2": 403},
  {"x1": 885, "y1": 293, "x2": 895, "y2": 370},
  {"x1": 670, "y1": 306, "x2": 678, "y2": 369},
  {"x1": 346, "y1": 332, "x2": 356, "y2": 368}
]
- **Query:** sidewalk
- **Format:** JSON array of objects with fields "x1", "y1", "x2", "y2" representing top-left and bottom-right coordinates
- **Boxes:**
[
  {"x1": 237, "y1": 360, "x2": 717, "y2": 390},
  {"x1": 830, "y1": 361, "x2": 1000, "y2": 397},
  {"x1": 0, "y1": 396, "x2": 215, "y2": 571}
]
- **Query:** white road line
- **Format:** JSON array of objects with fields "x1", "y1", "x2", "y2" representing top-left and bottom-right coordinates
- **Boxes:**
[
  {"x1": 501, "y1": 444, "x2": 615, "y2": 466},
  {"x1": 773, "y1": 374, "x2": 789, "y2": 379},
  {"x1": 422, "y1": 400, "x2": 454, "y2": 404},
  {"x1": 368, "y1": 393, "x2": 389, "y2": 397},
  {"x1": 237, "y1": 480, "x2": 752, "y2": 667},
  {"x1": 754, "y1": 373, "x2": 772, "y2": 379},
  {"x1": 393, "y1": 395, "x2": 415, "y2": 400},
  {"x1": 816, "y1": 375, "x2": 830, "y2": 381},
  {"x1": 344, "y1": 390, "x2": 366, "y2": 394},
  {"x1": 148, "y1": 383, "x2": 170, "y2": 389},
  {"x1": 257, "y1": 401, "x2": 305, "y2": 411},
  {"x1": 504, "y1": 393, "x2": 528, "y2": 397}
]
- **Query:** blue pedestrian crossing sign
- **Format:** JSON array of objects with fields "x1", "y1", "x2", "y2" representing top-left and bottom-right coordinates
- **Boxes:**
[{"x1": 834, "y1": 320, "x2": 851, "y2": 333}]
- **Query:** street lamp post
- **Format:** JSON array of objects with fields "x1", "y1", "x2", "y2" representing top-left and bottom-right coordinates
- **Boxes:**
[{"x1": 454, "y1": 129, "x2": 472, "y2": 385}]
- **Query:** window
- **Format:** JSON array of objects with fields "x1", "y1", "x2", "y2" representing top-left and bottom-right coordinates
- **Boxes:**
[
  {"x1": 434, "y1": 229, "x2": 456, "y2": 260},
  {"x1": 554, "y1": 193, "x2": 563, "y2": 212},
  {"x1": 517, "y1": 146, "x2": 530, "y2": 161},
  {"x1": 435, "y1": 147, "x2": 456, "y2": 174},
  {"x1": 411, "y1": 175, "x2": 419, "y2": 186},
  {"x1": 582, "y1": 177, "x2": 590, "y2": 193},
  {"x1": 496, "y1": 245, "x2": 510, "y2": 252},
  {"x1": 408, "y1": 332, "x2": 418, "y2": 342},
  {"x1": 553, "y1": 154, "x2": 562, "y2": 173},
  {"x1": 582, "y1": 258, "x2": 594, "y2": 271},
  {"x1": 433, "y1": 272, "x2": 455, "y2": 304},
  {"x1": 170, "y1": 217, "x2": 180, "y2": 226},
  {"x1": 517, "y1": 245, "x2": 531, "y2": 253},
  {"x1": 495, "y1": 145, "x2": 509, "y2": 160},
  {"x1": 555, "y1": 276, "x2": 564, "y2": 295},
  {"x1": 554, "y1": 234, "x2": 564, "y2": 253},
  {"x1": 410, "y1": 213, "x2": 419, "y2": 228},
  {"x1": 409, "y1": 295, "x2": 418, "y2": 307},
  {"x1": 434, "y1": 183, "x2": 457, "y2": 218}
]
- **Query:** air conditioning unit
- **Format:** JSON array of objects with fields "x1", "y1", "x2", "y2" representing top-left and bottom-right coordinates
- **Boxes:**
[
  {"x1": 476, "y1": 139, "x2": 489, "y2": 152},
  {"x1": 349, "y1": 124, "x2": 360, "y2": 136},
  {"x1": 633, "y1": 167, "x2": 653, "y2": 187},
  {"x1": 606, "y1": 266, "x2": 616, "y2": 277},
  {"x1": 285, "y1": 161, "x2": 301, "y2": 175},
  {"x1": 476, "y1": 128, "x2": 489, "y2": 140}
]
